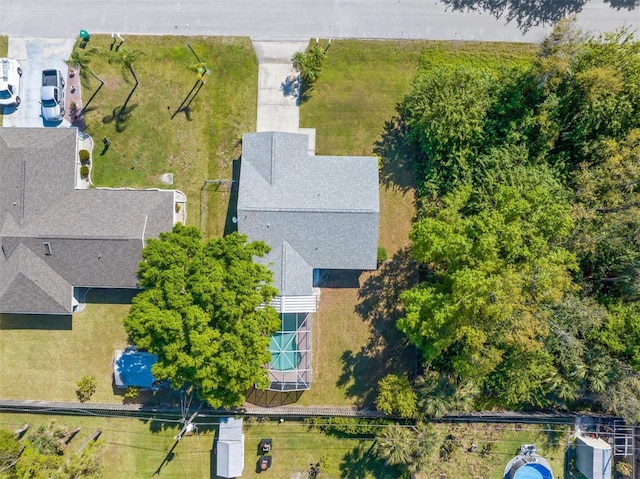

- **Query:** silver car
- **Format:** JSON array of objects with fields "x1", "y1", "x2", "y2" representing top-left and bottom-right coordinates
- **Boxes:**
[{"x1": 41, "y1": 69, "x2": 65, "y2": 122}]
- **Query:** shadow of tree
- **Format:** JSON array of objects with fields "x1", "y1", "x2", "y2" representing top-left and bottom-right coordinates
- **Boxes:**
[
  {"x1": 340, "y1": 443, "x2": 401, "y2": 479},
  {"x1": 297, "y1": 80, "x2": 315, "y2": 105},
  {"x1": 604, "y1": 0, "x2": 639, "y2": 8},
  {"x1": 437, "y1": 0, "x2": 637, "y2": 33},
  {"x1": 374, "y1": 115, "x2": 417, "y2": 194},
  {"x1": 102, "y1": 104, "x2": 138, "y2": 132},
  {"x1": 439, "y1": 0, "x2": 559, "y2": 32},
  {"x1": 337, "y1": 248, "x2": 418, "y2": 407},
  {"x1": 281, "y1": 73, "x2": 301, "y2": 99},
  {"x1": 245, "y1": 387, "x2": 304, "y2": 407}
]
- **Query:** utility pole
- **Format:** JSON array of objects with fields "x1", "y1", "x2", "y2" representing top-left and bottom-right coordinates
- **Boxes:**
[{"x1": 175, "y1": 409, "x2": 200, "y2": 441}]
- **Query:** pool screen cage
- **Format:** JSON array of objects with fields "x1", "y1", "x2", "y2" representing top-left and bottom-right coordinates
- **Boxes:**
[{"x1": 267, "y1": 312, "x2": 311, "y2": 391}]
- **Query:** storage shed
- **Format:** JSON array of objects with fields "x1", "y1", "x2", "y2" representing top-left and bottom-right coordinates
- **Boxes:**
[
  {"x1": 216, "y1": 417, "x2": 244, "y2": 478},
  {"x1": 575, "y1": 436, "x2": 612, "y2": 479}
]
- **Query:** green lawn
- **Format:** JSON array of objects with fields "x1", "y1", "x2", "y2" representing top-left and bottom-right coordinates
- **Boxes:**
[
  {"x1": 0, "y1": 414, "x2": 390, "y2": 478},
  {"x1": 0, "y1": 290, "x2": 132, "y2": 402},
  {"x1": 0, "y1": 413, "x2": 212, "y2": 478},
  {"x1": 420, "y1": 422, "x2": 572, "y2": 479},
  {"x1": 0, "y1": 413, "x2": 577, "y2": 479},
  {"x1": 78, "y1": 35, "x2": 257, "y2": 240}
]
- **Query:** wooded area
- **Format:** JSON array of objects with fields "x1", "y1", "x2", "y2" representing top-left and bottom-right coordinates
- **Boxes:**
[{"x1": 393, "y1": 19, "x2": 640, "y2": 420}]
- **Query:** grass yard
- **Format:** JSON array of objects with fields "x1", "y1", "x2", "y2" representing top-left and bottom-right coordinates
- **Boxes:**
[
  {"x1": 77, "y1": 35, "x2": 257, "y2": 239},
  {"x1": 0, "y1": 414, "x2": 576, "y2": 479},
  {"x1": 0, "y1": 412, "x2": 212, "y2": 478},
  {"x1": 0, "y1": 289, "x2": 132, "y2": 403},
  {"x1": 297, "y1": 40, "x2": 538, "y2": 407},
  {"x1": 420, "y1": 422, "x2": 571, "y2": 479}
]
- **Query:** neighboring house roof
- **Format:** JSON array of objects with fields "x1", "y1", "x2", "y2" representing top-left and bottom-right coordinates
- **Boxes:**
[
  {"x1": 0, "y1": 128, "x2": 176, "y2": 314},
  {"x1": 113, "y1": 349, "x2": 159, "y2": 389},
  {"x1": 217, "y1": 417, "x2": 245, "y2": 478},
  {"x1": 237, "y1": 132, "x2": 379, "y2": 296}
]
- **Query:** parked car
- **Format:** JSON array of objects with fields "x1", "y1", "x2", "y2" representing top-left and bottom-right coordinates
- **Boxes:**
[
  {"x1": 0, "y1": 57, "x2": 22, "y2": 107},
  {"x1": 41, "y1": 69, "x2": 65, "y2": 122}
]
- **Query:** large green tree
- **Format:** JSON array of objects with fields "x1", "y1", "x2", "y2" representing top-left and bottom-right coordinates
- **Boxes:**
[
  {"x1": 574, "y1": 130, "x2": 640, "y2": 299},
  {"x1": 398, "y1": 164, "x2": 577, "y2": 406},
  {"x1": 124, "y1": 224, "x2": 280, "y2": 408}
]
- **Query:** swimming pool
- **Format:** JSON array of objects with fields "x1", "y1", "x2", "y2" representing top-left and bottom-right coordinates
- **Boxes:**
[{"x1": 512, "y1": 463, "x2": 553, "y2": 479}]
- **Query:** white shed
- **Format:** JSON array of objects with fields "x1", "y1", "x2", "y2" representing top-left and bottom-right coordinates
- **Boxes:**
[
  {"x1": 576, "y1": 436, "x2": 612, "y2": 479},
  {"x1": 216, "y1": 417, "x2": 244, "y2": 478}
]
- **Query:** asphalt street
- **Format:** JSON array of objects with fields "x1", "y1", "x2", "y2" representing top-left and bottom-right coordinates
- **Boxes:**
[{"x1": 0, "y1": 0, "x2": 638, "y2": 42}]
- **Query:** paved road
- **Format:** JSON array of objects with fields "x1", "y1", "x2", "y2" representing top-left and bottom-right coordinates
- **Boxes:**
[{"x1": 1, "y1": 0, "x2": 638, "y2": 42}]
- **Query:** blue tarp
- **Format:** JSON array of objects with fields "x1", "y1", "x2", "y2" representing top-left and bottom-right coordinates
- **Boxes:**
[{"x1": 113, "y1": 350, "x2": 158, "y2": 389}]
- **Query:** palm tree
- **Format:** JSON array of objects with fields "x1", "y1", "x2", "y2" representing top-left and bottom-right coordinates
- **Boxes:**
[
  {"x1": 416, "y1": 370, "x2": 478, "y2": 419},
  {"x1": 65, "y1": 47, "x2": 99, "y2": 85},
  {"x1": 109, "y1": 48, "x2": 143, "y2": 121},
  {"x1": 188, "y1": 62, "x2": 210, "y2": 81},
  {"x1": 27, "y1": 423, "x2": 67, "y2": 455},
  {"x1": 375, "y1": 424, "x2": 416, "y2": 467}
]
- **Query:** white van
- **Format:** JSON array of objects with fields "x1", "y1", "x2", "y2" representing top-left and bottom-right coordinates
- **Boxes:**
[{"x1": 0, "y1": 58, "x2": 22, "y2": 107}]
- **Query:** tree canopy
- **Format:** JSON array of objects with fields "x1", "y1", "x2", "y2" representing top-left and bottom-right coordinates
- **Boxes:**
[
  {"x1": 0, "y1": 423, "x2": 102, "y2": 479},
  {"x1": 395, "y1": 20, "x2": 640, "y2": 418},
  {"x1": 124, "y1": 224, "x2": 280, "y2": 408}
]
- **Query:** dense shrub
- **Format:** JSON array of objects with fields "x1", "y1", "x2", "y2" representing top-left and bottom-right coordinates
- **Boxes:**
[
  {"x1": 377, "y1": 246, "x2": 388, "y2": 264},
  {"x1": 76, "y1": 375, "x2": 96, "y2": 402},
  {"x1": 78, "y1": 149, "x2": 90, "y2": 165}
]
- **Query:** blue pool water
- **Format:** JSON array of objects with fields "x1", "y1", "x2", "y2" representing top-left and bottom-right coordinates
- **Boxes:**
[{"x1": 513, "y1": 463, "x2": 553, "y2": 479}]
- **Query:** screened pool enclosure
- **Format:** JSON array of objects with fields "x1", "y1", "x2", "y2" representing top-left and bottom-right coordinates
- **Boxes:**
[{"x1": 267, "y1": 312, "x2": 311, "y2": 391}]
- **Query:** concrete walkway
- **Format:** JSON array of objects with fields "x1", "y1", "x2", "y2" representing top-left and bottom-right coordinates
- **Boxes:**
[{"x1": 253, "y1": 40, "x2": 309, "y2": 133}]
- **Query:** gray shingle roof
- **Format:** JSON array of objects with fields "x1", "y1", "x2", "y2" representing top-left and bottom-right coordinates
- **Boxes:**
[
  {"x1": 237, "y1": 132, "x2": 379, "y2": 296},
  {"x1": 0, "y1": 128, "x2": 176, "y2": 314}
]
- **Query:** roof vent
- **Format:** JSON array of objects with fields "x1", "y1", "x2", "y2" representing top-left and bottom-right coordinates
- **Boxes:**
[{"x1": 43, "y1": 242, "x2": 52, "y2": 256}]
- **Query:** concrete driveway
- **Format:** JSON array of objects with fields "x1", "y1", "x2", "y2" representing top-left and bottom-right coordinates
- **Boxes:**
[
  {"x1": 253, "y1": 40, "x2": 308, "y2": 133},
  {"x1": 3, "y1": 37, "x2": 75, "y2": 128}
]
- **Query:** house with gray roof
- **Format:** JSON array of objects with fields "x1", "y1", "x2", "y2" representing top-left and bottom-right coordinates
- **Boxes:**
[
  {"x1": 0, "y1": 128, "x2": 182, "y2": 315},
  {"x1": 238, "y1": 131, "x2": 379, "y2": 391}
]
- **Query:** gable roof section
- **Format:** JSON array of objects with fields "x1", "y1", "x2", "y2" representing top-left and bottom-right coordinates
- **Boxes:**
[
  {"x1": 237, "y1": 131, "x2": 379, "y2": 296},
  {"x1": 0, "y1": 128, "x2": 176, "y2": 314}
]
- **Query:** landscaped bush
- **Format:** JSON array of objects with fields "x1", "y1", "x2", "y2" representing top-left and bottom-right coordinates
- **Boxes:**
[
  {"x1": 124, "y1": 386, "x2": 140, "y2": 399},
  {"x1": 76, "y1": 375, "x2": 97, "y2": 402},
  {"x1": 78, "y1": 149, "x2": 90, "y2": 165},
  {"x1": 80, "y1": 165, "x2": 90, "y2": 178},
  {"x1": 377, "y1": 246, "x2": 388, "y2": 265}
]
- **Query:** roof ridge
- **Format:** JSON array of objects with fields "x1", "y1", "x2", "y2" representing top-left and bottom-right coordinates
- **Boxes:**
[{"x1": 239, "y1": 207, "x2": 378, "y2": 214}]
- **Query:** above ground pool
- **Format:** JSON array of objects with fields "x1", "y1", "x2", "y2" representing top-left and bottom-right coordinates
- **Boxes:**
[{"x1": 512, "y1": 463, "x2": 553, "y2": 479}]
